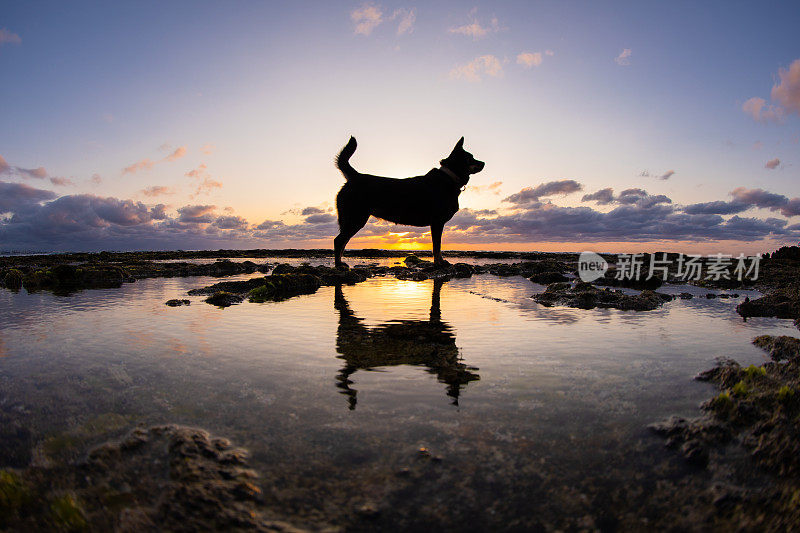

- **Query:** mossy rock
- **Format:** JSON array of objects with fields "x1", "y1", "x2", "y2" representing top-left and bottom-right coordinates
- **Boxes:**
[
  {"x1": 205, "y1": 291, "x2": 243, "y2": 307},
  {"x1": 49, "y1": 494, "x2": 87, "y2": 532},
  {"x1": 3, "y1": 269, "x2": 23, "y2": 290},
  {"x1": 248, "y1": 273, "x2": 321, "y2": 303},
  {"x1": 0, "y1": 470, "x2": 30, "y2": 524}
]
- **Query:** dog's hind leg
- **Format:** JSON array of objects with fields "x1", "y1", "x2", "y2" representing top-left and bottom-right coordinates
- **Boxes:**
[{"x1": 334, "y1": 211, "x2": 369, "y2": 268}]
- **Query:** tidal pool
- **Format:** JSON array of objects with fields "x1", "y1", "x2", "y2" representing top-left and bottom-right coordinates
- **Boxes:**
[{"x1": 0, "y1": 258, "x2": 795, "y2": 529}]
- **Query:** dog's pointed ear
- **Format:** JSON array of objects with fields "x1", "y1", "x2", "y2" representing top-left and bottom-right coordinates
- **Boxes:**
[{"x1": 455, "y1": 136, "x2": 464, "y2": 150}]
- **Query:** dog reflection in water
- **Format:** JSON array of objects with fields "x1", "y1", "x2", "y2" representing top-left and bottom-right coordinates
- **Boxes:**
[{"x1": 334, "y1": 279, "x2": 480, "y2": 410}]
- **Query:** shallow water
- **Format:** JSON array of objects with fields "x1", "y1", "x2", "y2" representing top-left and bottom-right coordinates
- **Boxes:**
[{"x1": 0, "y1": 259, "x2": 796, "y2": 527}]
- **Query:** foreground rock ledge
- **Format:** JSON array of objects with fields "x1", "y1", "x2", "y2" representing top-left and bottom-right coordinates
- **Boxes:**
[
  {"x1": 0, "y1": 425, "x2": 310, "y2": 532},
  {"x1": 649, "y1": 335, "x2": 800, "y2": 530}
]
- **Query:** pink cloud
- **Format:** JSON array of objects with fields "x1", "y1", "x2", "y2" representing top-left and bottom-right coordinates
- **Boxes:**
[
  {"x1": 185, "y1": 164, "x2": 223, "y2": 198},
  {"x1": 765, "y1": 158, "x2": 781, "y2": 169},
  {"x1": 50, "y1": 177, "x2": 74, "y2": 186},
  {"x1": 448, "y1": 10, "x2": 500, "y2": 40},
  {"x1": 742, "y1": 97, "x2": 784, "y2": 123},
  {"x1": 352, "y1": 3, "x2": 382, "y2": 36},
  {"x1": 142, "y1": 185, "x2": 175, "y2": 197},
  {"x1": 392, "y1": 8, "x2": 415, "y2": 35},
  {"x1": 450, "y1": 55, "x2": 503, "y2": 82},
  {"x1": 0, "y1": 28, "x2": 21, "y2": 45},
  {"x1": 164, "y1": 146, "x2": 187, "y2": 162},
  {"x1": 614, "y1": 49, "x2": 632, "y2": 66},
  {"x1": 0, "y1": 155, "x2": 50, "y2": 180},
  {"x1": 771, "y1": 59, "x2": 800, "y2": 116},
  {"x1": 516, "y1": 52, "x2": 543, "y2": 69},
  {"x1": 122, "y1": 159, "x2": 156, "y2": 174}
]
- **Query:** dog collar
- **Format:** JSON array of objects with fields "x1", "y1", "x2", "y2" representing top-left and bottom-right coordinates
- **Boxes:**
[{"x1": 438, "y1": 165, "x2": 465, "y2": 187}]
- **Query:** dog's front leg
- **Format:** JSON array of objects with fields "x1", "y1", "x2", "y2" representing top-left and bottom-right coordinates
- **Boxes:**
[{"x1": 431, "y1": 221, "x2": 448, "y2": 265}]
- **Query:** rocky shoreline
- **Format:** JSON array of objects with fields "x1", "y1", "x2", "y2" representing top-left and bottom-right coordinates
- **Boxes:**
[{"x1": 2, "y1": 246, "x2": 800, "y2": 529}]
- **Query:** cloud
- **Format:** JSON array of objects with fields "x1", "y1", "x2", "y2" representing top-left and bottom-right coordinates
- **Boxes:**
[
  {"x1": 0, "y1": 155, "x2": 51, "y2": 180},
  {"x1": 614, "y1": 48, "x2": 632, "y2": 66},
  {"x1": 256, "y1": 220, "x2": 286, "y2": 231},
  {"x1": 301, "y1": 206, "x2": 326, "y2": 215},
  {"x1": 657, "y1": 170, "x2": 675, "y2": 180},
  {"x1": 200, "y1": 144, "x2": 216, "y2": 155},
  {"x1": 448, "y1": 11, "x2": 500, "y2": 40},
  {"x1": 141, "y1": 185, "x2": 174, "y2": 197},
  {"x1": 305, "y1": 213, "x2": 336, "y2": 224},
  {"x1": 2, "y1": 179, "x2": 799, "y2": 252},
  {"x1": 122, "y1": 159, "x2": 156, "y2": 174},
  {"x1": 164, "y1": 146, "x2": 187, "y2": 162},
  {"x1": 580, "y1": 187, "x2": 672, "y2": 209},
  {"x1": 449, "y1": 55, "x2": 503, "y2": 82},
  {"x1": 615, "y1": 188, "x2": 672, "y2": 208},
  {"x1": 213, "y1": 215, "x2": 249, "y2": 230},
  {"x1": 639, "y1": 169, "x2": 675, "y2": 180},
  {"x1": 149, "y1": 204, "x2": 168, "y2": 220},
  {"x1": 771, "y1": 59, "x2": 800, "y2": 116},
  {"x1": 90, "y1": 174, "x2": 103, "y2": 185},
  {"x1": 730, "y1": 187, "x2": 789, "y2": 209},
  {"x1": 185, "y1": 164, "x2": 222, "y2": 198},
  {"x1": 0, "y1": 28, "x2": 21, "y2": 45},
  {"x1": 50, "y1": 177, "x2": 74, "y2": 186},
  {"x1": 0, "y1": 181, "x2": 56, "y2": 213},
  {"x1": 683, "y1": 200, "x2": 750, "y2": 215},
  {"x1": 440, "y1": 201, "x2": 796, "y2": 245},
  {"x1": 503, "y1": 180, "x2": 583, "y2": 205},
  {"x1": 352, "y1": 3, "x2": 383, "y2": 35},
  {"x1": 742, "y1": 97, "x2": 784, "y2": 123},
  {"x1": 581, "y1": 188, "x2": 615, "y2": 205},
  {"x1": 545, "y1": 50, "x2": 554, "y2": 56},
  {"x1": 467, "y1": 181, "x2": 503, "y2": 195},
  {"x1": 177, "y1": 204, "x2": 216, "y2": 224},
  {"x1": 392, "y1": 8, "x2": 415, "y2": 35},
  {"x1": 765, "y1": 158, "x2": 781, "y2": 169},
  {"x1": 185, "y1": 163, "x2": 207, "y2": 179},
  {"x1": 516, "y1": 52, "x2": 542, "y2": 69},
  {"x1": 122, "y1": 145, "x2": 188, "y2": 174}
]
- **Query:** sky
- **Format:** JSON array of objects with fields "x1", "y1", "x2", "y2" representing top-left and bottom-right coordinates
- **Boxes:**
[{"x1": 1, "y1": 1, "x2": 799, "y2": 254}]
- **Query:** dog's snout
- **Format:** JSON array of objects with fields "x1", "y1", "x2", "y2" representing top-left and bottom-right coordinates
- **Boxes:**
[{"x1": 471, "y1": 161, "x2": 485, "y2": 173}]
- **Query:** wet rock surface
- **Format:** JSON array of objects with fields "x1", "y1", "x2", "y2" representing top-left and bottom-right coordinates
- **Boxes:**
[
  {"x1": 649, "y1": 335, "x2": 800, "y2": 530},
  {"x1": 737, "y1": 283, "x2": 800, "y2": 327},
  {"x1": 533, "y1": 281, "x2": 672, "y2": 310},
  {"x1": 0, "y1": 425, "x2": 308, "y2": 532},
  {"x1": 185, "y1": 257, "x2": 584, "y2": 307}
]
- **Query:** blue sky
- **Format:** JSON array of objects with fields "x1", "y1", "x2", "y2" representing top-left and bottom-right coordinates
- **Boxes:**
[{"x1": 1, "y1": 1, "x2": 799, "y2": 253}]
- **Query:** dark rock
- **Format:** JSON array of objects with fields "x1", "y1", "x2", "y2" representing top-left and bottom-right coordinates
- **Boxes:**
[
  {"x1": 533, "y1": 283, "x2": 671, "y2": 311},
  {"x1": 529, "y1": 271, "x2": 569, "y2": 284},
  {"x1": 248, "y1": 274, "x2": 322, "y2": 303},
  {"x1": 204, "y1": 292, "x2": 244, "y2": 308},
  {"x1": 752, "y1": 335, "x2": 800, "y2": 362},
  {"x1": 678, "y1": 292, "x2": 693, "y2": 299},
  {"x1": 736, "y1": 284, "x2": 800, "y2": 325},
  {"x1": 2, "y1": 269, "x2": 23, "y2": 290},
  {"x1": 165, "y1": 299, "x2": 190, "y2": 307}
]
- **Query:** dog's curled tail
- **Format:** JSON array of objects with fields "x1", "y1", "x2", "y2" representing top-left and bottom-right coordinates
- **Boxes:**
[{"x1": 336, "y1": 136, "x2": 358, "y2": 179}]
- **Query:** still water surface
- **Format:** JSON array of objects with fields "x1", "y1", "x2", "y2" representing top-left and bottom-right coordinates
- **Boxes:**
[{"x1": 0, "y1": 258, "x2": 795, "y2": 526}]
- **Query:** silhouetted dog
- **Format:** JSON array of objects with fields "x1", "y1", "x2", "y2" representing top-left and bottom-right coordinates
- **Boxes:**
[{"x1": 334, "y1": 136, "x2": 484, "y2": 266}]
